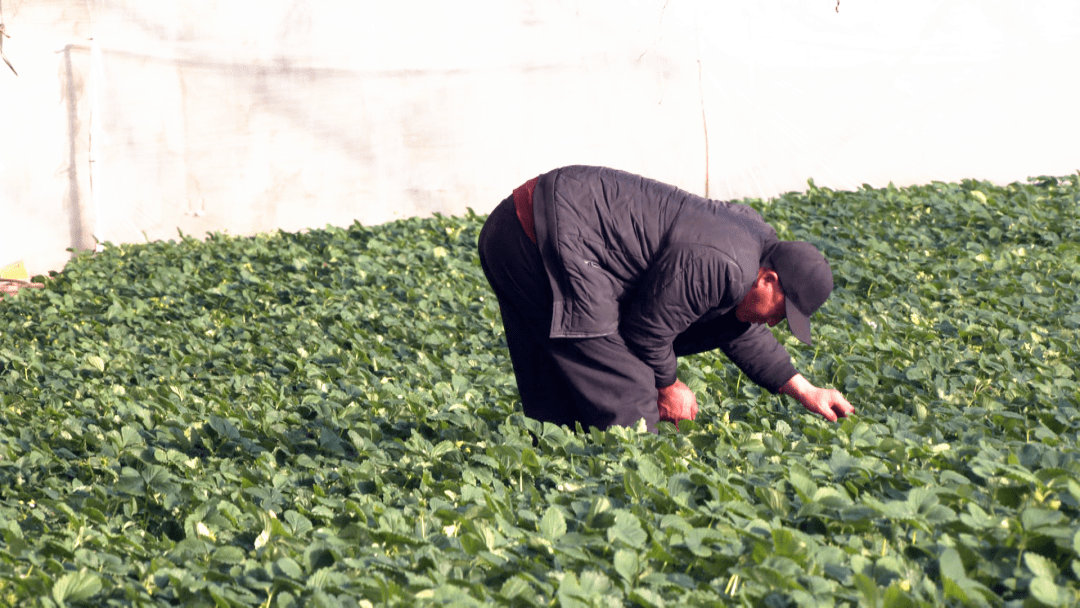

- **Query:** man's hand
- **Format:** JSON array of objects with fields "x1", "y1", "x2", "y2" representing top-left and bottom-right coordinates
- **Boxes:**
[
  {"x1": 657, "y1": 380, "x2": 698, "y2": 425},
  {"x1": 779, "y1": 373, "x2": 854, "y2": 422}
]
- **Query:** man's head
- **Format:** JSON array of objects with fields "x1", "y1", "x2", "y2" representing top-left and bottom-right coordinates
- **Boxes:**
[{"x1": 735, "y1": 241, "x2": 833, "y2": 345}]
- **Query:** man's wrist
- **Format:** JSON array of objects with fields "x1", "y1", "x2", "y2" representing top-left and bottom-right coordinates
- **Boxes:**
[
  {"x1": 658, "y1": 379, "x2": 682, "y2": 392},
  {"x1": 779, "y1": 373, "x2": 813, "y2": 400}
]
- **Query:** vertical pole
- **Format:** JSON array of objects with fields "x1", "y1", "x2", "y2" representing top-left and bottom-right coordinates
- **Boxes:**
[{"x1": 62, "y1": 43, "x2": 96, "y2": 255}]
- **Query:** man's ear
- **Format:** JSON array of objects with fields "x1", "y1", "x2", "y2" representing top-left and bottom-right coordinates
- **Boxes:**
[
  {"x1": 759, "y1": 268, "x2": 780, "y2": 285},
  {"x1": 759, "y1": 268, "x2": 784, "y2": 301}
]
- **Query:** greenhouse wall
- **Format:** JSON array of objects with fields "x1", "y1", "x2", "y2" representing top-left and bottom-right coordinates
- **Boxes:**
[{"x1": 2, "y1": 0, "x2": 1079, "y2": 275}]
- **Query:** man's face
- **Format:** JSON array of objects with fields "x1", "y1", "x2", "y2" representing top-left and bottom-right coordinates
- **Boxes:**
[{"x1": 735, "y1": 268, "x2": 786, "y2": 327}]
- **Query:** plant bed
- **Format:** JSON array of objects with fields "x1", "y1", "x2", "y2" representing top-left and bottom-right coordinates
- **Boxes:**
[{"x1": 1, "y1": 174, "x2": 1078, "y2": 606}]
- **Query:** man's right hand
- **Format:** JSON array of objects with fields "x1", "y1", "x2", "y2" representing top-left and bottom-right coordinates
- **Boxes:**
[
  {"x1": 779, "y1": 373, "x2": 854, "y2": 422},
  {"x1": 657, "y1": 380, "x2": 698, "y2": 425}
]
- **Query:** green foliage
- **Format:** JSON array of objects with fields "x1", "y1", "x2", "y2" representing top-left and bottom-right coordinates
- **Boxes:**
[{"x1": 0, "y1": 173, "x2": 1078, "y2": 606}]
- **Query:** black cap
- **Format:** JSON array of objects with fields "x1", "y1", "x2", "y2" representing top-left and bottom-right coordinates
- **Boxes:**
[{"x1": 766, "y1": 241, "x2": 833, "y2": 346}]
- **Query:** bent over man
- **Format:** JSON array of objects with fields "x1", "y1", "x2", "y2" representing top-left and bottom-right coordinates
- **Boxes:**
[{"x1": 477, "y1": 165, "x2": 853, "y2": 432}]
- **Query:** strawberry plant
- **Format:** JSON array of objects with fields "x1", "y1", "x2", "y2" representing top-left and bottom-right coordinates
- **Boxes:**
[{"x1": 0, "y1": 174, "x2": 1078, "y2": 607}]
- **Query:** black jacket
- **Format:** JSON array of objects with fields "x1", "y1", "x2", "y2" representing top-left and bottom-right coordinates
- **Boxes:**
[{"x1": 532, "y1": 165, "x2": 798, "y2": 391}]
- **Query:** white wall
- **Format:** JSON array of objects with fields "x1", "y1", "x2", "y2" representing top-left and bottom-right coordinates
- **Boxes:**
[{"x1": 2, "y1": 0, "x2": 1079, "y2": 276}]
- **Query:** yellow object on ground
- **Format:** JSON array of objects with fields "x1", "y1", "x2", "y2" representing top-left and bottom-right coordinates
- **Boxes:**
[
  {"x1": 0, "y1": 260, "x2": 43, "y2": 297},
  {"x1": 0, "y1": 260, "x2": 29, "y2": 281}
]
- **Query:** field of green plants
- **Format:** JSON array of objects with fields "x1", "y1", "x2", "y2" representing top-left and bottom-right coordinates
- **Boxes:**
[{"x1": 1, "y1": 174, "x2": 1078, "y2": 607}]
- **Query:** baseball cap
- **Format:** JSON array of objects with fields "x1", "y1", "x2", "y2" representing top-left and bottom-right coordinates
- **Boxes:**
[{"x1": 766, "y1": 241, "x2": 833, "y2": 346}]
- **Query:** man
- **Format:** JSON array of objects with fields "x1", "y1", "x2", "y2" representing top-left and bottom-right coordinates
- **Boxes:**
[{"x1": 477, "y1": 165, "x2": 853, "y2": 432}]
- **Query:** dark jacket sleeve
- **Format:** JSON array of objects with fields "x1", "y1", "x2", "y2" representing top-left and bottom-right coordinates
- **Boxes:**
[
  {"x1": 672, "y1": 310, "x2": 749, "y2": 355},
  {"x1": 620, "y1": 244, "x2": 740, "y2": 388},
  {"x1": 674, "y1": 313, "x2": 799, "y2": 394}
]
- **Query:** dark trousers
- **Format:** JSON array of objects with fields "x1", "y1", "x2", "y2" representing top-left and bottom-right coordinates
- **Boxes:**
[{"x1": 477, "y1": 196, "x2": 659, "y2": 432}]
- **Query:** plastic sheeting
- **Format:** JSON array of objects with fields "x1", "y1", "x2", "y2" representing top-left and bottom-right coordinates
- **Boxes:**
[{"x1": 2, "y1": 0, "x2": 1079, "y2": 275}]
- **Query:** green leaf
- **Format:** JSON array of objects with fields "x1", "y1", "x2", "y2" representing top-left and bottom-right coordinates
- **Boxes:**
[
  {"x1": 1029, "y1": 576, "x2": 1065, "y2": 607},
  {"x1": 499, "y1": 575, "x2": 532, "y2": 600},
  {"x1": 213, "y1": 546, "x2": 247, "y2": 565},
  {"x1": 1022, "y1": 508, "x2": 1064, "y2": 531},
  {"x1": 772, "y1": 528, "x2": 805, "y2": 561},
  {"x1": 787, "y1": 463, "x2": 817, "y2": 501},
  {"x1": 882, "y1": 583, "x2": 918, "y2": 608},
  {"x1": 1024, "y1": 553, "x2": 1059, "y2": 580},
  {"x1": 284, "y1": 511, "x2": 313, "y2": 537},
  {"x1": 853, "y1": 573, "x2": 879, "y2": 607},
  {"x1": 52, "y1": 569, "x2": 102, "y2": 604},
  {"x1": 628, "y1": 587, "x2": 666, "y2": 608},
  {"x1": 939, "y1": 547, "x2": 966, "y2": 581},
  {"x1": 557, "y1": 572, "x2": 609, "y2": 608},
  {"x1": 577, "y1": 571, "x2": 612, "y2": 597},
  {"x1": 637, "y1": 458, "x2": 664, "y2": 486},
  {"x1": 941, "y1": 577, "x2": 971, "y2": 604},
  {"x1": 275, "y1": 556, "x2": 304, "y2": 579},
  {"x1": 540, "y1": 506, "x2": 566, "y2": 541},
  {"x1": 86, "y1": 355, "x2": 105, "y2": 373},
  {"x1": 614, "y1": 549, "x2": 640, "y2": 582},
  {"x1": 608, "y1": 511, "x2": 648, "y2": 549}
]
